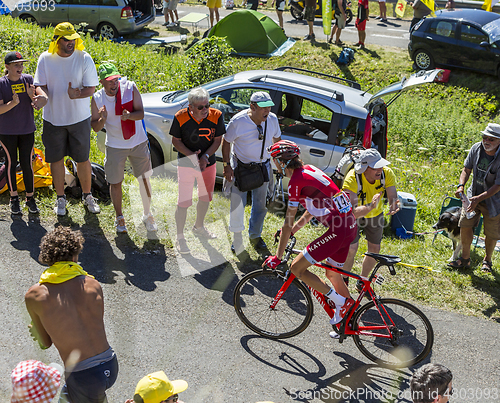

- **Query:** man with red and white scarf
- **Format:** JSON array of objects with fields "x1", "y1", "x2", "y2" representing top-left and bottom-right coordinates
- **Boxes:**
[{"x1": 91, "y1": 62, "x2": 157, "y2": 235}]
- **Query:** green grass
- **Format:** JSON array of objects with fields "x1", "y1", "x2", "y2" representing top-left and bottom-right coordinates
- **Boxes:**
[{"x1": 0, "y1": 15, "x2": 499, "y2": 321}]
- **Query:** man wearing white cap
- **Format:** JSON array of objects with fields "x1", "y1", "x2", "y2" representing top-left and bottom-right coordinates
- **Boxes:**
[
  {"x1": 125, "y1": 371, "x2": 188, "y2": 403},
  {"x1": 334, "y1": 148, "x2": 399, "y2": 295},
  {"x1": 34, "y1": 22, "x2": 100, "y2": 217},
  {"x1": 450, "y1": 123, "x2": 500, "y2": 273},
  {"x1": 222, "y1": 91, "x2": 281, "y2": 254}
]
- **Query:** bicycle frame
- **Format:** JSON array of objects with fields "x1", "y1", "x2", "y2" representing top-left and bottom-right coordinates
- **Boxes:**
[{"x1": 271, "y1": 237, "x2": 401, "y2": 341}]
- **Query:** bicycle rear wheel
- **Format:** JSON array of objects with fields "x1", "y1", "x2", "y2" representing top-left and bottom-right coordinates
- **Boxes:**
[
  {"x1": 352, "y1": 298, "x2": 434, "y2": 368},
  {"x1": 233, "y1": 269, "x2": 313, "y2": 339}
]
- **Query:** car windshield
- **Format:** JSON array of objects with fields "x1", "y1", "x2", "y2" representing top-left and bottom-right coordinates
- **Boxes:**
[
  {"x1": 162, "y1": 76, "x2": 234, "y2": 103},
  {"x1": 483, "y1": 19, "x2": 500, "y2": 42}
]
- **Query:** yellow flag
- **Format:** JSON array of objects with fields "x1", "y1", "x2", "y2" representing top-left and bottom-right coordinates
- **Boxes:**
[
  {"x1": 420, "y1": 0, "x2": 435, "y2": 16},
  {"x1": 395, "y1": 0, "x2": 406, "y2": 17},
  {"x1": 482, "y1": 0, "x2": 492, "y2": 11},
  {"x1": 482, "y1": 0, "x2": 498, "y2": 10},
  {"x1": 481, "y1": 0, "x2": 491, "y2": 11}
]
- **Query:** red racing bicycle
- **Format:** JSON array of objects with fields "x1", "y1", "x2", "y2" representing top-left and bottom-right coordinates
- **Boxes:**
[{"x1": 233, "y1": 236, "x2": 434, "y2": 368}]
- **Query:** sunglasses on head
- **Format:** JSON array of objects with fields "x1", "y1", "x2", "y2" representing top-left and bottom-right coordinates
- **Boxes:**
[
  {"x1": 196, "y1": 104, "x2": 210, "y2": 111},
  {"x1": 257, "y1": 125, "x2": 264, "y2": 140}
]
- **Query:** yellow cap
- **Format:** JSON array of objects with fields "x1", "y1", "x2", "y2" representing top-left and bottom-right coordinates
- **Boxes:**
[
  {"x1": 48, "y1": 22, "x2": 85, "y2": 54},
  {"x1": 134, "y1": 371, "x2": 188, "y2": 403}
]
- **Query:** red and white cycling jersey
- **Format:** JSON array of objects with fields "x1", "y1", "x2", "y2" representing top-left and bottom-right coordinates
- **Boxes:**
[{"x1": 288, "y1": 165, "x2": 353, "y2": 226}]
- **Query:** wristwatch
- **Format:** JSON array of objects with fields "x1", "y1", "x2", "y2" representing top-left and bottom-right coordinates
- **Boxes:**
[
  {"x1": 223, "y1": 161, "x2": 229, "y2": 167},
  {"x1": 457, "y1": 184, "x2": 465, "y2": 188}
]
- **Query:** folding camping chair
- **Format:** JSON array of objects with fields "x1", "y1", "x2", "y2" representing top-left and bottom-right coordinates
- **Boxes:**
[{"x1": 432, "y1": 196, "x2": 483, "y2": 249}]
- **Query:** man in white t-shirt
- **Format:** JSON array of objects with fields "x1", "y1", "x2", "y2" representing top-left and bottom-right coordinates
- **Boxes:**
[
  {"x1": 91, "y1": 63, "x2": 157, "y2": 235},
  {"x1": 222, "y1": 92, "x2": 281, "y2": 254},
  {"x1": 34, "y1": 22, "x2": 100, "y2": 216}
]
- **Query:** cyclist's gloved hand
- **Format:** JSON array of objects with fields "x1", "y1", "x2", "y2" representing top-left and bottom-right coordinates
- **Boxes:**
[{"x1": 264, "y1": 255, "x2": 282, "y2": 269}]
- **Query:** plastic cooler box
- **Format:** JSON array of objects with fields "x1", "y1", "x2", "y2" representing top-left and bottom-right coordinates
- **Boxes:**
[{"x1": 391, "y1": 191, "x2": 417, "y2": 239}]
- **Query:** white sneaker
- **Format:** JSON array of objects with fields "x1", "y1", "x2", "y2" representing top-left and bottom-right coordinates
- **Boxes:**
[
  {"x1": 142, "y1": 213, "x2": 158, "y2": 232},
  {"x1": 329, "y1": 298, "x2": 355, "y2": 325},
  {"x1": 167, "y1": 22, "x2": 177, "y2": 27},
  {"x1": 115, "y1": 215, "x2": 127, "y2": 233},
  {"x1": 83, "y1": 194, "x2": 100, "y2": 214},
  {"x1": 54, "y1": 197, "x2": 67, "y2": 216},
  {"x1": 329, "y1": 329, "x2": 340, "y2": 339}
]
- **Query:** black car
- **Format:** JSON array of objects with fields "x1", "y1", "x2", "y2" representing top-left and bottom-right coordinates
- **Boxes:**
[{"x1": 408, "y1": 9, "x2": 500, "y2": 78}]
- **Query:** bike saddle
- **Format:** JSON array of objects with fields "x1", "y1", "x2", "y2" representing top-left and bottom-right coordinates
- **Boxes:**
[{"x1": 364, "y1": 252, "x2": 401, "y2": 265}]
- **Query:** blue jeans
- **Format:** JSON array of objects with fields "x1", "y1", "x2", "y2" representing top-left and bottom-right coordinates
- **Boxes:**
[{"x1": 229, "y1": 161, "x2": 271, "y2": 239}]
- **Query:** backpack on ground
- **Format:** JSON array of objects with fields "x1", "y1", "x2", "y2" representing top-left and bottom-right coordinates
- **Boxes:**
[
  {"x1": 91, "y1": 162, "x2": 110, "y2": 201},
  {"x1": 336, "y1": 47, "x2": 355, "y2": 66},
  {"x1": 64, "y1": 158, "x2": 110, "y2": 201}
]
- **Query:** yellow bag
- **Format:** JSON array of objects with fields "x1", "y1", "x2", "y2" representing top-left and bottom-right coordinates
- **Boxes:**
[{"x1": 0, "y1": 148, "x2": 52, "y2": 193}]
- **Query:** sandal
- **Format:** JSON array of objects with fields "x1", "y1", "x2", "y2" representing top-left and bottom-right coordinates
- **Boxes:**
[
  {"x1": 448, "y1": 257, "x2": 471, "y2": 269},
  {"x1": 481, "y1": 260, "x2": 493, "y2": 273}
]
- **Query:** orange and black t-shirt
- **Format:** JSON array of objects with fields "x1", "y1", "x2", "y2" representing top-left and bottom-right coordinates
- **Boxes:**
[{"x1": 170, "y1": 107, "x2": 225, "y2": 168}]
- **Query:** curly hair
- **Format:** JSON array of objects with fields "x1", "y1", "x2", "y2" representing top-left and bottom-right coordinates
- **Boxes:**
[
  {"x1": 38, "y1": 226, "x2": 85, "y2": 266},
  {"x1": 410, "y1": 363, "x2": 453, "y2": 403}
]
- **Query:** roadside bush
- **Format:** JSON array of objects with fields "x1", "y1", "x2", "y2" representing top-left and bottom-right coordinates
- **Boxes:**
[{"x1": 183, "y1": 36, "x2": 234, "y2": 88}]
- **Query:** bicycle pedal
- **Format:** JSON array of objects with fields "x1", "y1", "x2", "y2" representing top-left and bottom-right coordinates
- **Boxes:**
[{"x1": 374, "y1": 274, "x2": 385, "y2": 285}]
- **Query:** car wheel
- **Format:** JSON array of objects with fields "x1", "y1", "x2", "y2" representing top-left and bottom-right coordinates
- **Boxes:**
[
  {"x1": 148, "y1": 135, "x2": 167, "y2": 176},
  {"x1": 346, "y1": 9, "x2": 353, "y2": 25},
  {"x1": 290, "y1": 6, "x2": 304, "y2": 20},
  {"x1": 20, "y1": 14, "x2": 37, "y2": 24},
  {"x1": 97, "y1": 23, "x2": 118, "y2": 40},
  {"x1": 414, "y1": 50, "x2": 435, "y2": 70},
  {"x1": 154, "y1": 0, "x2": 163, "y2": 13}
]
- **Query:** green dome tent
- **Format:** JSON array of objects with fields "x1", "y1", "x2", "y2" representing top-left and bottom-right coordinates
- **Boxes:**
[{"x1": 207, "y1": 10, "x2": 295, "y2": 57}]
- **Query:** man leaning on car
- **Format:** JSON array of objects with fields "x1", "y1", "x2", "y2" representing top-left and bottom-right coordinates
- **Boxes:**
[
  {"x1": 169, "y1": 87, "x2": 225, "y2": 255},
  {"x1": 222, "y1": 91, "x2": 281, "y2": 255}
]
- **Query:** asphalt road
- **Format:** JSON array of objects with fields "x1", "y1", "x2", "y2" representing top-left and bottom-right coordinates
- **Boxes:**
[
  {"x1": 0, "y1": 207, "x2": 499, "y2": 403},
  {"x1": 151, "y1": 4, "x2": 411, "y2": 49}
]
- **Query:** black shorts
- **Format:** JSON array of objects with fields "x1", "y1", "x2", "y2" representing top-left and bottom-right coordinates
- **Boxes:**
[{"x1": 42, "y1": 117, "x2": 91, "y2": 163}]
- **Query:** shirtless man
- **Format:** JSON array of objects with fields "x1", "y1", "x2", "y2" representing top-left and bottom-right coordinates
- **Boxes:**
[{"x1": 25, "y1": 226, "x2": 118, "y2": 403}]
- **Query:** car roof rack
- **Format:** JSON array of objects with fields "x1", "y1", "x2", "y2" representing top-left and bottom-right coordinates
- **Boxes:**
[
  {"x1": 273, "y1": 66, "x2": 362, "y2": 91},
  {"x1": 250, "y1": 72, "x2": 345, "y2": 102}
]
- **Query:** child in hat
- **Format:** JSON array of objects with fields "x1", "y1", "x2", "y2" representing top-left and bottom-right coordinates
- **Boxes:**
[{"x1": 0, "y1": 51, "x2": 47, "y2": 214}]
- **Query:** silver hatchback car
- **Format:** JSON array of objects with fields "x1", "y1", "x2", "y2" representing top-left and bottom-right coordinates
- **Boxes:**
[
  {"x1": 11, "y1": 0, "x2": 155, "y2": 39},
  {"x1": 139, "y1": 67, "x2": 440, "y2": 184}
]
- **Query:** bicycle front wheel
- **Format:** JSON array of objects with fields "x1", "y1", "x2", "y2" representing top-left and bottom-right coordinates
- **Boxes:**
[
  {"x1": 233, "y1": 269, "x2": 313, "y2": 339},
  {"x1": 352, "y1": 298, "x2": 434, "y2": 368}
]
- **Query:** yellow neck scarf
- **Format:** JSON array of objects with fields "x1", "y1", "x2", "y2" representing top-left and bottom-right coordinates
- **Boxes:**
[
  {"x1": 39, "y1": 261, "x2": 94, "y2": 284},
  {"x1": 48, "y1": 37, "x2": 85, "y2": 54}
]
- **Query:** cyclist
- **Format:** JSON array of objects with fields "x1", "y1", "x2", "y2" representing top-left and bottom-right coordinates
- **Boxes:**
[{"x1": 263, "y1": 140, "x2": 357, "y2": 327}]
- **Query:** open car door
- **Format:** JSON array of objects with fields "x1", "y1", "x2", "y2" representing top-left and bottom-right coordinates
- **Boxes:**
[{"x1": 364, "y1": 69, "x2": 442, "y2": 108}]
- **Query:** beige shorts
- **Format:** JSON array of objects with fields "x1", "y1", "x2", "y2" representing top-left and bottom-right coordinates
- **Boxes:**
[
  {"x1": 459, "y1": 202, "x2": 500, "y2": 240},
  {"x1": 104, "y1": 141, "x2": 152, "y2": 184},
  {"x1": 353, "y1": 213, "x2": 385, "y2": 244}
]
